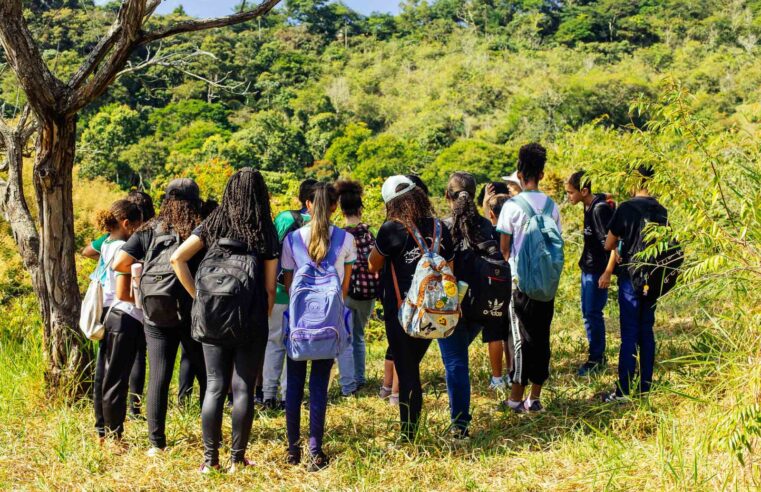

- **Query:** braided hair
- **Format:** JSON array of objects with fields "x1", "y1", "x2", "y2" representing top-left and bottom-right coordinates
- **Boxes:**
[
  {"x1": 200, "y1": 168, "x2": 278, "y2": 255},
  {"x1": 447, "y1": 172, "x2": 490, "y2": 247}
]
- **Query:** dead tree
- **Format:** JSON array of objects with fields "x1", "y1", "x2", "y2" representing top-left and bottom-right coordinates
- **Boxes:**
[{"x1": 0, "y1": 0, "x2": 282, "y2": 396}]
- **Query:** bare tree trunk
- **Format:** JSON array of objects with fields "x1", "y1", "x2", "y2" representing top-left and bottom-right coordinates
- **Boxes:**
[{"x1": 33, "y1": 115, "x2": 89, "y2": 395}]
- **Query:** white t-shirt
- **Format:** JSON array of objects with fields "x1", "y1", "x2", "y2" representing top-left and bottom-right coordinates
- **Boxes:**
[
  {"x1": 100, "y1": 238, "x2": 143, "y2": 323},
  {"x1": 496, "y1": 190, "x2": 562, "y2": 271},
  {"x1": 281, "y1": 224, "x2": 357, "y2": 283}
]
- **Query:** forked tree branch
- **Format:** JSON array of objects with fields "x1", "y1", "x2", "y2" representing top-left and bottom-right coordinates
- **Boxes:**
[{"x1": 139, "y1": 0, "x2": 282, "y2": 44}]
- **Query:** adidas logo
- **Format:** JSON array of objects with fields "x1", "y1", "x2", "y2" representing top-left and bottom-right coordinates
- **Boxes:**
[{"x1": 482, "y1": 298, "x2": 505, "y2": 317}]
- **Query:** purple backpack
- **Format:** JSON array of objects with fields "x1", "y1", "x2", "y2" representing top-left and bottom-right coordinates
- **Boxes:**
[{"x1": 285, "y1": 227, "x2": 351, "y2": 361}]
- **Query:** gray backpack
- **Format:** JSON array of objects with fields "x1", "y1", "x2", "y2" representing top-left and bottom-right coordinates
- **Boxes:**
[{"x1": 139, "y1": 227, "x2": 184, "y2": 327}]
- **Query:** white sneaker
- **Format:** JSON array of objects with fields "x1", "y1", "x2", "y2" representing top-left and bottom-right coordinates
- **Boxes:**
[
  {"x1": 389, "y1": 393, "x2": 399, "y2": 406},
  {"x1": 146, "y1": 447, "x2": 164, "y2": 458},
  {"x1": 489, "y1": 376, "x2": 506, "y2": 391}
]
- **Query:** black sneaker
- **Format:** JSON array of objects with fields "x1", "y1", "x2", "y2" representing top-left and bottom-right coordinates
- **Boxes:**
[
  {"x1": 254, "y1": 386, "x2": 264, "y2": 406},
  {"x1": 500, "y1": 400, "x2": 527, "y2": 414},
  {"x1": 577, "y1": 360, "x2": 605, "y2": 377},
  {"x1": 263, "y1": 398, "x2": 284, "y2": 411},
  {"x1": 450, "y1": 426, "x2": 470, "y2": 441},
  {"x1": 307, "y1": 451, "x2": 330, "y2": 472},
  {"x1": 286, "y1": 449, "x2": 301, "y2": 466},
  {"x1": 524, "y1": 400, "x2": 544, "y2": 413}
]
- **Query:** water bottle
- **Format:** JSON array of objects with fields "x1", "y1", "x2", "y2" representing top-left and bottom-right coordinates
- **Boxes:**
[{"x1": 131, "y1": 263, "x2": 143, "y2": 309}]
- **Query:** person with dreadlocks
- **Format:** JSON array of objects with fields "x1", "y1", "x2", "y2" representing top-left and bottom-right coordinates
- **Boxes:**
[
  {"x1": 170, "y1": 169, "x2": 279, "y2": 474},
  {"x1": 114, "y1": 179, "x2": 208, "y2": 456},
  {"x1": 439, "y1": 172, "x2": 502, "y2": 438},
  {"x1": 368, "y1": 176, "x2": 455, "y2": 441}
]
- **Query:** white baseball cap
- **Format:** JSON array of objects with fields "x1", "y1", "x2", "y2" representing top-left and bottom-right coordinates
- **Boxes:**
[
  {"x1": 501, "y1": 171, "x2": 522, "y2": 188},
  {"x1": 381, "y1": 175, "x2": 417, "y2": 204}
]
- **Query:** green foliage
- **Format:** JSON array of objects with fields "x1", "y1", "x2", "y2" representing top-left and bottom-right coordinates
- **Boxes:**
[
  {"x1": 422, "y1": 139, "x2": 514, "y2": 194},
  {"x1": 324, "y1": 122, "x2": 372, "y2": 174},
  {"x1": 353, "y1": 135, "x2": 422, "y2": 183},
  {"x1": 77, "y1": 104, "x2": 146, "y2": 185}
]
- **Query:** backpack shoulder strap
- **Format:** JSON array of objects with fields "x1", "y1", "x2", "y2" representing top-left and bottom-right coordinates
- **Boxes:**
[
  {"x1": 408, "y1": 223, "x2": 431, "y2": 255},
  {"x1": 431, "y1": 219, "x2": 442, "y2": 254},
  {"x1": 290, "y1": 210, "x2": 304, "y2": 228},
  {"x1": 513, "y1": 194, "x2": 536, "y2": 220},
  {"x1": 541, "y1": 197, "x2": 556, "y2": 217},
  {"x1": 324, "y1": 227, "x2": 347, "y2": 266},
  {"x1": 390, "y1": 262, "x2": 403, "y2": 309},
  {"x1": 288, "y1": 229, "x2": 310, "y2": 266}
]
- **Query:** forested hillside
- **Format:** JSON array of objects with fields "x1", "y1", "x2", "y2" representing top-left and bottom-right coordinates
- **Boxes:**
[{"x1": 0, "y1": 1, "x2": 760, "y2": 489}]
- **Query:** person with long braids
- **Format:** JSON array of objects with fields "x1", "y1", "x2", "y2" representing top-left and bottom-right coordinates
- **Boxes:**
[
  {"x1": 281, "y1": 182, "x2": 357, "y2": 470},
  {"x1": 170, "y1": 169, "x2": 279, "y2": 473},
  {"x1": 114, "y1": 179, "x2": 208, "y2": 456},
  {"x1": 440, "y1": 172, "x2": 503, "y2": 438},
  {"x1": 368, "y1": 176, "x2": 455, "y2": 441}
]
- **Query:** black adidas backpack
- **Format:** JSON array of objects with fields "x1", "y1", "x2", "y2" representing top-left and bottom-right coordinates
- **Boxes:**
[
  {"x1": 459, "y1": 240, "x2": 512, "y2": 327},
  {"x1": 139, "y1": 227, "x2": 184, "y2": 327},
  {"x1": 626, "y1": 202, "x2": 684, "y2": 302},
  {"x1": 191, "y1": 238, "x2": 262, "y2": 345}
]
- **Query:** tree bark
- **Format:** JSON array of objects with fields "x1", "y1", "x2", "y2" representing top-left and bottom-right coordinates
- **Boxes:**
[{"x1": 32, "y1": 115, "x2": 89, "y2": 396}]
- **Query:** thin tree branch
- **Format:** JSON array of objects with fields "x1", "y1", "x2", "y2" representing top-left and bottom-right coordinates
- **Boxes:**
[{"x1": 139, "y1": 0, "x2": 282, "y2": 45}]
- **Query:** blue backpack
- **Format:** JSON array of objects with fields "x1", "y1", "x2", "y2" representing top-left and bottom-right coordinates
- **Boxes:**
[
  {"x1": 513, "y1": 195, "x2": 565, "y2": 302},
  {"x1": 284, "y1": 227, "x2": 351, "y2": 361}
]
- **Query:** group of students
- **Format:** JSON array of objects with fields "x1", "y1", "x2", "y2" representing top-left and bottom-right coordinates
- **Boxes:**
[{"x1": 83, "y1": 142, "x2": 673, "y2": 473}]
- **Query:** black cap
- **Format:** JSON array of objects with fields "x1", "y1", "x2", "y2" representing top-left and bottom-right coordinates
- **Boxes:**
[{"x1": 165, "y1": 178, "x2": 200, "y2": 202}]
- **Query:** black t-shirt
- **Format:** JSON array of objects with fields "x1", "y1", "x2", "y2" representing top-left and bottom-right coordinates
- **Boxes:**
[
  {"x1": 608, "y1": 196, "x2": 668, "y2": 267},
  {"x1": 580, "y1": 194, "x2": 615, "y2": 275},
  {"x1": 122, "y1": 225, "x2": 203, "y2": 325},
  {"x1": 375, "y1": 218, "x2": 455, "y2": 312},
  {"x1": 442, "y1": 215, "x2": 498, "y2": 277}
]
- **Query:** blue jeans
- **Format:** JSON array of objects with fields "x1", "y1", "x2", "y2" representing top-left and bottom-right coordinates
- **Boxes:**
[
  {"x1": 437, "y1": 319, "x2": 482, "y2": 431},
  {"x1": 336, "y1": 337, "x2": 356, "y2": 395},
  {"x1": 346, "y1": 297, "x2": 374, "y2": 387},
  {"x1": 581, "y1": 272, "x2": 609, "y2": 362},
  {"x1": 617, "y1": 276, "x2": 656, "y2": 396}
]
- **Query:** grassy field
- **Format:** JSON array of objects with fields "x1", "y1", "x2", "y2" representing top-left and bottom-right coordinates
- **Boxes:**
[{"x1": 0, "y1": 292, "x2": 757, "y2": 490}]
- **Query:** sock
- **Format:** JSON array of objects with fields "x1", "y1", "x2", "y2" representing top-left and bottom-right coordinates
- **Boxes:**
[
  {"x1": 507, "y1": 399, "x2": 523, "y2": 410},
  {"x1": 525, "y1": 397, "x2": 539, "y2": 408},
  {"x1": 491, "y1": 376, "x2": 503, "y2": 385}
]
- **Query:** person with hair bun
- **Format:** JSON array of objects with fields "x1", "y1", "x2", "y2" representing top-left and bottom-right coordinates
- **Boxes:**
[
  {"x1": 336, "y1": 180, "x2": 379, "y2": 392},
  {"x1": 93, "y1": 199, "x2": 144, "y2": 444}
]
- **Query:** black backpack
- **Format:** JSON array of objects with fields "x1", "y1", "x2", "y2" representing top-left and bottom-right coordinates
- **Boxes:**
[
  {"x1": 191, "y1": 238, "x2": 262, "y2": 345},
  {"x1": 277, "y1": 211, "x2": 304, "y2": 285},
  {"x1": 626, "y1": 202, "x2": 684, "y2": 302},
  {"x1": 139, "y1": 227, "x2": 184, "y2": 327},
  {"x1": 459, "y1": 240, "x2": 512, "y2": 327}
]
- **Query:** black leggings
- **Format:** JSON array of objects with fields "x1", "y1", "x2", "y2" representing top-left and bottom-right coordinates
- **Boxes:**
[
  {"x1": 101, "y1": 309, "x2": 144, "y2": 438},
  {"x1": 384, "y1": 306, "x2": 431, "y2": 439},
  {"x1": 177, "y1": 344, "x2": 201, "y2": 405},
  {"x1": 128, "y1": 330, "x2": 146, "y2": 416},
  {"x1": 144, "y1": 323, "x2": 207, "y2": 449},
  {"x1": 94, "y1": 336, "x2": 107, "y2": 437},
  {"x1": 201, "y1": 341, "x2": 265, "y2": 466}
]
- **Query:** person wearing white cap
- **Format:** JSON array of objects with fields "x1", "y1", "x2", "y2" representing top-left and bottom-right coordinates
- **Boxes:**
[
  {"x1": 368, "y1": 176, "x2": 456, "y2": 441},
  {"x1": 502, "y1": 171, "x2": 523, "y2": 197}
]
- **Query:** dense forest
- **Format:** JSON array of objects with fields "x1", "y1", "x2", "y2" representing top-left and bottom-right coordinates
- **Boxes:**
[
  {"x1": 0, "y1": 1, "x2": 759, "y2": 489},
  {"x1": 3, "y1": 0, "x2": 761, "y2": 196}
]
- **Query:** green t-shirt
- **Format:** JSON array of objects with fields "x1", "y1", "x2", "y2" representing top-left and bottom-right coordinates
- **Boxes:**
[
  {"x1": 274, "y1": 210, "x2": 310, "y2": 305},
  {"x1": 91, "y1": 233, "x2": 109, "y2": 253}
]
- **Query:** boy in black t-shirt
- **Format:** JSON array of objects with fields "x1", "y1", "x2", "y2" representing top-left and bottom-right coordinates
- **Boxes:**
[
  {"x1": 603, "y1": 165, "x2": 667, "y2": 401},
  {"x1": 565, "y1": 171, "x2": 615, "y2": 376}
]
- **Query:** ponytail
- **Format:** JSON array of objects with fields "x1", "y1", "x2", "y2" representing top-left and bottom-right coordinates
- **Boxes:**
[
  {"x1": 447, "y1": 172, "x2": 488, "y2": 247},
  {"x1": 95, "y1": 199, "x2": 142, "y2": 233},
  {"x1": 308, "y1": 183, "x2": 338, "y2": 263}
]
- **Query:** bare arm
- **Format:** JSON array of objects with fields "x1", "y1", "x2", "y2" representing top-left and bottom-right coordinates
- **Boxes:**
[
  {"x1": 284, "y1": 271, "x2": 293, "y2": 294},
  {"x1": 500, "y1": 234, "x2": 512, "y2": 263},
  {"x1": 82, "y1": 244, "x2": 100, "y2": 260},
  {"x1": 113, "y1": 251, "x2": 136, "y2": 273},
  {"x1": 598, "y1": 250, "x2": 618, "y2": 289},
  {"x1": 264, "y1": 258, "x2": 277, "y2": 316},
  {"x1": 115, "y1": 273, "x2": 135, "y2": 303},
  {"x1": 604, "y1": 231, "x2": 619, "y2": 252},
  {"x1": 170, "y1": 235, "x2": 205, "y2": 299},
  {"x1": 368, "y1": 247, "x2": 385, "y2": 273},
  {"x1": 342, "y1": 264, "x2": 352, "y2": 299}
]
